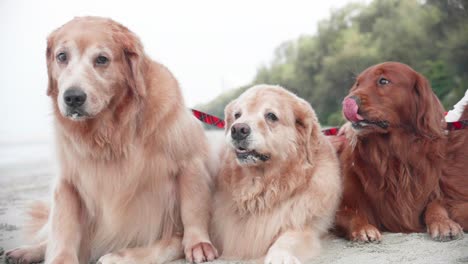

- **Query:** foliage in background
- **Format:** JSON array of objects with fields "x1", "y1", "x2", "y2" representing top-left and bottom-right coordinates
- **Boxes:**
[{"x1": 197, "y1": 0, "x2": 468, "y2": 127}]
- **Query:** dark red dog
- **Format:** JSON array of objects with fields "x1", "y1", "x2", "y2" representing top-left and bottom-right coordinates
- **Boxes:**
[
  {"x1": 441, "y1": 104, "x2": 468, "y2": 233},
  {"x1": 335, "y1": 62, "x2": 466, "y2": 242}
]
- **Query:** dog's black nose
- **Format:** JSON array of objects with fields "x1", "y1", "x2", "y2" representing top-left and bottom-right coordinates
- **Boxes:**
[
  {"x1": 231, "y1": 123, "x2": 251, "y2": 140},
  {"x1": 349, "y1": 95, "x2": 361, "y2": 106},
  {"x1": 64, "y1": 88, "x2": 87, "y2": 107}
]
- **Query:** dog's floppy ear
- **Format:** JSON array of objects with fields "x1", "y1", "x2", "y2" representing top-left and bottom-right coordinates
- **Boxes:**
[
  {"x1": 46, "y1": 33, "x2": 57, "y2": 97},
  {"x1": 224, "y1": 99, "x2": 238, "y2": 135},
  {"x1": 116, "y1": 25, "x2": 147, "y2": 98},
  {"x1": 294, "y1": 99, "x2": 321, "y2": 166},
  {"x1": 413, "y1": 73, "x2": 445, "y2": 138}
]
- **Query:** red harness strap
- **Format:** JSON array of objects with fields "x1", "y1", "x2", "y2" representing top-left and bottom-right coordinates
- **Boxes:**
[
  {"x1": 447, "y1": 120, "x2": 468, "y2": 131},
  {"x1": 191, "y1": 109, "x2": 340, "y2": 135}
]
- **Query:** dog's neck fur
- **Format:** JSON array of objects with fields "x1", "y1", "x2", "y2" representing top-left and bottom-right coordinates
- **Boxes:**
[
  {"x1": 220, "y1": 154, "x2": 312, "y2": 216},
  {"x1": 54, "y1": 102, "x2": 140, "y2": 160}
]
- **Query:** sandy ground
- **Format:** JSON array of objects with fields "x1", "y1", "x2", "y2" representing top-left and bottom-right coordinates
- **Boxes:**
[{"x1": 0, "y1": 135, "x2": 467, "y2": 264}]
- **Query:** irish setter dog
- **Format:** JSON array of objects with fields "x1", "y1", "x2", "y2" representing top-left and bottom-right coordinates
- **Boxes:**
[
  {"x1": 335, "y1": 62, "x2": 466, "y2": 242},
  {"x1": 441, "y1": 99, "x2": 468, "y2": 234}
]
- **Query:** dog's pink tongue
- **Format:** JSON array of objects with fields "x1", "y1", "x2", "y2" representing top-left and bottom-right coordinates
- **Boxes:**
[{"x1": 342, "y1": 97, "x2": 363, "y2": 122}]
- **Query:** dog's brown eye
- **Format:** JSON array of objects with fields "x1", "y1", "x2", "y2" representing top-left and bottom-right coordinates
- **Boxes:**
[
  {"x1": 234, "y1": 113, "x2": 241, "y2": 119},
  {"x1": 96, "y1": 55, "x2": 109, "y2": 65},
  {"x1": 265, "y1": 112, "x2": 278, "y2": 122},
  {"x1": 378, "y1": 77, "x2": 390, "y2": 85},
  {"x1": 57, "y1": 52, "x2": 67, "y2": 63}
]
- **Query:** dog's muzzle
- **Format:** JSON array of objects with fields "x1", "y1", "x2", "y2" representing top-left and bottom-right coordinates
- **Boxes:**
[{"x1": 230, "y1": 123, "x2": 270, "y2": 163}]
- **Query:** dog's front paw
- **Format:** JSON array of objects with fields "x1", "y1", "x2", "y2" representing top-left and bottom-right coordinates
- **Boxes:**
[
  {"x1": 6, "y1": 245, "x2": 45, "y2": 264},
  {"x1": 265, "y1": 250, "x2": 301, "y2": 264},
  {"x1": 97, "y1": 252, "x2": 138, "y2": 264},
  {"x1": 350, "y1": 224, "x2": 382, "y2": 242},
  {"x1": 185, "y1": 242, "x2": 218, "y2": 263},
  {"x1": 427, "y1": 218, "x2": 464, "y2": 241}
]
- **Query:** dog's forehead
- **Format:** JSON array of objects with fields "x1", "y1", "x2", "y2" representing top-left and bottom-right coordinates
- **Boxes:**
[
  {"x1": 52, "y1": 20, "x2": 118, "y2": 53},
  {"x1": 358, "y1": 63, "x2": 415, "y2": 84},
  {"x1": 240, "y1": 89, "x2": 286, "y2": 112}
]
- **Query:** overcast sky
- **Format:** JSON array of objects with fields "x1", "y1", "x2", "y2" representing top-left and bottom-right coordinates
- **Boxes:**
[{"x1": 0, "y1": 0, "x2": 359, "y2": 141}]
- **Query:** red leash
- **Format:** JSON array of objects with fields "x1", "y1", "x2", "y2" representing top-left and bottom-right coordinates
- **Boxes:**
[
  {"x1": 191, "y1": 109, "x2": 340, "y2": 135},
  {"x1": 192, "y1": 109, "x2": 468, "y2": 134},
  {"x1": 191, "y1": 109, "x2": 225, "y2": 129}
]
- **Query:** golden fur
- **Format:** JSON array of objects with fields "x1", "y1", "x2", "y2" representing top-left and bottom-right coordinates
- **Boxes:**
[
  {"x1": 6, "y1": 16, "x2": 218, "y2": 264},
  {"x1": 211, "y1": 85, "x2": 342, "y2": 263}
]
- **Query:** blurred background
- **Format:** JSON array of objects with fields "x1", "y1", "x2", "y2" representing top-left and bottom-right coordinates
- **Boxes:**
[{"x1": 198, "y1": 0, "x2": 468, "y2": 127}]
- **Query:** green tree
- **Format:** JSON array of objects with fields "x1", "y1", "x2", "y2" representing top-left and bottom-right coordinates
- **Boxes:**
[{"x1": 198, "y1": 0, "x2": 468, "y2": 127}]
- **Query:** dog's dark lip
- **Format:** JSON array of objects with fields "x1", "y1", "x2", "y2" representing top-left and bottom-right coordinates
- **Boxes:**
[
  {"x1": 65, "y1": 109, "x2": 90, "y2": 120},
  {"x1": 352, "y1": 120, "x2": 389, "y2": 129},
  {"x1": 235, "y1": 148, "x2": 270, "y2": 161},
  {"x1": 235, "y1": 147, "x2": 249, "y2": 153}
]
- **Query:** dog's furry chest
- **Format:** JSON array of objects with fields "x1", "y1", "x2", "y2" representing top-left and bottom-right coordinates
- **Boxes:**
[
  {"x1": 349, "y1": 149, "x2": 435, "y2": 232},
  {"x1": 212, "y1": 158, "x2": 341, "y2": 259},
  {"x1": 366, "y1": 185, "x2": 428, "y2": 232},
  {"x1": 211, "y1": 188, "x2": 326, "y2": 260},
  {"x1": 211, "y1": 192, "x2": 287, "y2": 260},
  {"x1": 60, "y1": 146, "x2": 182, "y2": 258}
]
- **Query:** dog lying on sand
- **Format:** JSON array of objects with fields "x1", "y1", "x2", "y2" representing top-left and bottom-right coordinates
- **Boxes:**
[{"x1": 211, "y1": 85, "x2": 342, "y2": 264}]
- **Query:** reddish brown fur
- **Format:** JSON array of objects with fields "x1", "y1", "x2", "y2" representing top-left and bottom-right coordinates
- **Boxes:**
[
  {"x1": 441, "y1": 105, "x2": 468, "y2": 230},
  {"x1": 335, "y1": 62, "x2": 464, "y2": 242}
]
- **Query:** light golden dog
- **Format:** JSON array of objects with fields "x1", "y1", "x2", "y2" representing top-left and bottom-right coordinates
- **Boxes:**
[
  {"x1": 6, "y1": 16, "x2": 217, "y2": 264},
  {"x1": 210, "y1": 85, "x2": 342, "y2": 263}
]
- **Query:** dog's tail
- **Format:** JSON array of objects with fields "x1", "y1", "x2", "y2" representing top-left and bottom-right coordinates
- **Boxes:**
[{"x1": 24, "y1": 200, "x2": 50, "y2": 241}]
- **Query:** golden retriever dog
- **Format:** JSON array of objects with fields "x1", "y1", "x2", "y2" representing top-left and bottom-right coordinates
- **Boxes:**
[
  {"x1": 6, "y1": 16, "x2": 217, "y2": 264},
  {"x1": 210, "y1": 85, "x2": 342, "y2": 263}
]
